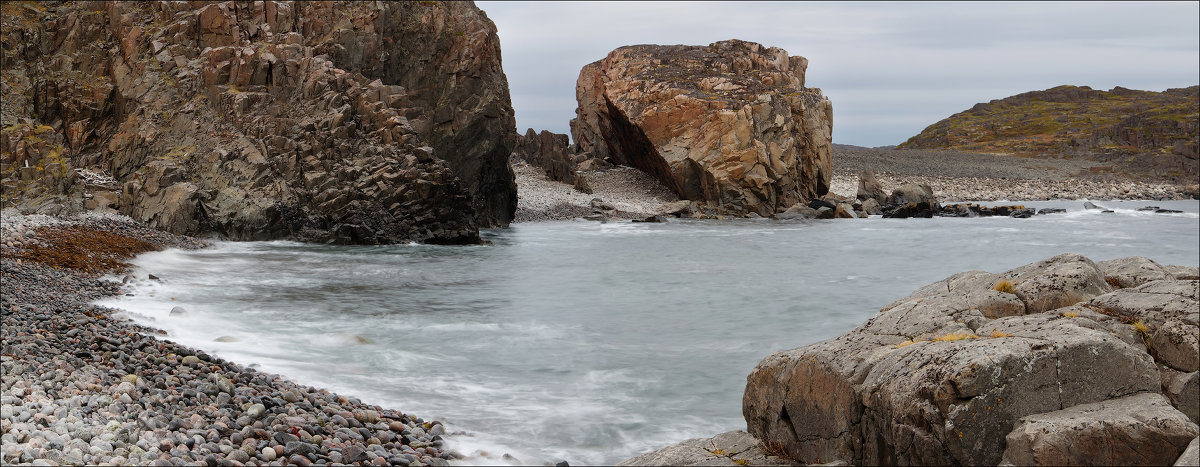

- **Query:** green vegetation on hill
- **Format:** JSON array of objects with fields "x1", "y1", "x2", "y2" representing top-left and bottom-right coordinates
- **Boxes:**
[{"x1": 898, "y1": 85, "x2": 1199, "y2": 180}]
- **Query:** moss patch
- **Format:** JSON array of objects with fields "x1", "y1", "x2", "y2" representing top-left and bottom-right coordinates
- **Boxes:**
[{"x1": 6, "y1": 227, "x2": 162, "y2": 273}]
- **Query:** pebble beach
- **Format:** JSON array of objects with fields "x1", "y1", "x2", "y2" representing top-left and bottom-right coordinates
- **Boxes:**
[{"x1": 1, "y1": 211, "x2": 460, "y2": 467}]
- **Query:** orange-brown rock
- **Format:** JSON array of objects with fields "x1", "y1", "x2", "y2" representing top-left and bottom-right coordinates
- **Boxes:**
[
  {"x1": 571, "y1": 39, "x2": 832, "y2": 216},
  {"x1": 1, "y1": 0, "x2": 517, "y2": 244}
]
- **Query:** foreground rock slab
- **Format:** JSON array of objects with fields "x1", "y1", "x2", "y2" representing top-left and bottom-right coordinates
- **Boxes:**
[
  {"x1": 617, "y1": 431, "x2": 797, "y2": 466},
  {"x1": 743, "y1": 253, "x2": 1200, "y2": 466},
  {"x1": 572, "y1": 39, "x2": 832, "y2": 217},
  {"x1": 1001, "y1": 393, "x2": 1198, "y2": 466}
]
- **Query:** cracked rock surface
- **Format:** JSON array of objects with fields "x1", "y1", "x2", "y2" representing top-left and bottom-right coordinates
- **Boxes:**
[
  {"x1": 742, "y1": 253, "x2": 1200, "y2": 466},
  {"x1": 2, "y1": 0, "x2": 516, "y2": 244}
]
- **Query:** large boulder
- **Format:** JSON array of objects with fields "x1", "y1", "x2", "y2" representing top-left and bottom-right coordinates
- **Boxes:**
[
  {"x1": 855, "y1": 170, "x2": 886, "y2": 203},
  {"x1": 744, "y1": 254, "x2": 1199, "y2": 466},
  {"x1": 1, "y1": 1, "x2": 517, "y2": 244},
  {"x1": 570, "y1": 39, "x2": 832, "y2": 217}
]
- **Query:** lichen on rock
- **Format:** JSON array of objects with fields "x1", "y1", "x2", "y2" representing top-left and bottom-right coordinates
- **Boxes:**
[{"x1": 743, "y1": 253, "x2": 1200, "y2": 466}]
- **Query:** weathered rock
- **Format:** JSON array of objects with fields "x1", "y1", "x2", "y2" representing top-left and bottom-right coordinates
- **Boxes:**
[
  {"x1": 1088, "y1": 279, "x2": 1199, "y2": 372},
  {"x1": 617, "y1": 431, "x2": 797, "y2": 466},
  {"x1": 1100, "y1": 256, "x2": 1174, "y2": 288},
  {"x1": 513, "y1": 129, "x2": 579, "y2": 184},
  {"x1": 882, "y1": 200, "x2": 939, "y2": 218},
  {"x1": 859, "y1": 198, "x2": 881, "y2": 216},
  {"x1": 744, "y1": 254, "x2": 1192, "y2": 466},
  {"x1": 1168, "y1": 264, "x2": 1200, "y2": 281},
  {"x1": 2, "y1": 1, "x2": 516, "y2": 244},
  {"x1": 856, "y1": 170, "x2": 886, "y2": 203},
  {"x1": 1163, "y1": 370, "x2": 1200, "y2": 423},
  {"x1": 571, "y1": 39, "x2": 832, "y2": 217},
  {"x1": 1001, "y1": 393, "x2": 1198, "y2": 466},
  {"x1": 1177, "y1": 437, "x2": 1200, "y2": 467},
  {"x1": 885, "y1": 183, "x2": 936, "y2": 206}
]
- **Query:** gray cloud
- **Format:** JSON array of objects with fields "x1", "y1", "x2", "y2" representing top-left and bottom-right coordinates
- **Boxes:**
[{"x1": 481, "y1": 1, "x2": 1199, "y2": 147}]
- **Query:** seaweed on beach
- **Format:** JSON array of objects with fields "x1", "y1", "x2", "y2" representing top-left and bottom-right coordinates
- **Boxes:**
[{"x1": 4, "y1": 226, "x2": 162, "y2": 274}]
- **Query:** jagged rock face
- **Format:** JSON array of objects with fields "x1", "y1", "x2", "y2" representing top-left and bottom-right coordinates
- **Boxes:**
[
  {"x1": 743, "y1": 253, "x2": 1200, "y2": 465},
  {"x1": 0, "y1": 0, "x2": 517, "y2": 244},
  {"x1": 512, "y1": 128, "x2": 579, "y2": 185},
  {"x1": 571, "y1": 39, "x2": 832, "y2": 217}
]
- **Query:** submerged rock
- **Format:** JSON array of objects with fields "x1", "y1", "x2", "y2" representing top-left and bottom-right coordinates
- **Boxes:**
[{"x1": 571, "y1": 39, "x2": 832, "y2": 217}]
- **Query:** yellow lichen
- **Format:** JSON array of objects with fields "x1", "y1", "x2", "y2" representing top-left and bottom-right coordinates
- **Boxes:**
[
  {"x1": 989, "y1": 330, "x2": 1011, "y2": 338},
  {"x1": 993, "y1": 279, "x2": 1016, "y2": 294},
  {"x1": 933, "y1": 332, "x2": 979, "y2": 342}
]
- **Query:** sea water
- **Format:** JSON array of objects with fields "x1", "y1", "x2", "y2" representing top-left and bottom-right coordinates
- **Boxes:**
[{"x1": 98, "y1": 200, "x2": 1200, "y2": 465}]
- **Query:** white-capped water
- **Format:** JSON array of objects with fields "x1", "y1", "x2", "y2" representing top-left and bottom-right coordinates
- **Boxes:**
[{"x1": 98, "y1": 200, "x2": 1200, "y2": 465}]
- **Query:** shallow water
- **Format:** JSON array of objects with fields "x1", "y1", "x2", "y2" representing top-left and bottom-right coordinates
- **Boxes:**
[{"x1": 99, "y1": 199, "x2": 1199, "y2": 465}]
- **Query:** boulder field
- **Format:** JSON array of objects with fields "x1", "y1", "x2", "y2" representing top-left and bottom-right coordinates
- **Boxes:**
[
  {"x1": 625, "y1": 254, "x2": 1199, "y2": 466},
  {"x1": 1, "y1": 0, "x2": 516, "y2": 244},
  {"x1": 571, "y1": 39, "x2": 833, "y2": 218}
]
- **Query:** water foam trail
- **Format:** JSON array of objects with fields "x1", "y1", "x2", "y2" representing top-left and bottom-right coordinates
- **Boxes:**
[{"x1": 94, "y1": 202, "x2": 1199, "y2": 465}]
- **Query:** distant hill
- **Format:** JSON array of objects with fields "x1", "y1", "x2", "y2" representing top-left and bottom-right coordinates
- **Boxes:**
[{"x1": 897, "y1": 85, "x2": 1199, "y2": 181}]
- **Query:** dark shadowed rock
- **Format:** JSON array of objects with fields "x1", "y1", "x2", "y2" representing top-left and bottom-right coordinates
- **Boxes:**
[
  {"x1": 513, "y1": 129, "x2": 579, "y2": 185},
  {"x1": 1, "y1": 1, "x2": 516, "y2": 243}
]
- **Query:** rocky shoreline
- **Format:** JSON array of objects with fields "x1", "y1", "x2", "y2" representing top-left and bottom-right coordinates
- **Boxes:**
[
  {"x1": 828, "y1": 145, "x2": 1198, "y2": 202},
  {"x1": 0, "y1": 211, "x2": 460, "y2": 467},
  {"x1": 513, "y1": 146, "x2": 1198, "y2": 222},
  {"x1": 625, "y1": 254, "x2": 1200, "y2": 466}
]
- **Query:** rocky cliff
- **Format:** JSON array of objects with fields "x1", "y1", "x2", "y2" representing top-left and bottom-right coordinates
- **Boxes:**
[
  {"x1": 743, "y1": 254, "x2": 1199, "y2": 466},
  {"x1": 898, "y1": 85, "x2": 1199, "y2": 183},
  {"x1": 571, "y1": 39, "x2": 832, "y2": 217},
  {"x1": 1, "y1": 0, "x2": 517, "y2": 244}
]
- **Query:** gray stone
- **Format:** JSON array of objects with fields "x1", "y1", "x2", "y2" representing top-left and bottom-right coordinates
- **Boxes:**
[
  {"x1": 284, "y1": 441, "x2": 316, "y2": 458},
  {"x1": 1099, "y1": 256, "x2": 1173, "y2": 288},
  {"x1": 244, "y1": 404, "x2": 266, "y2": 420},
  {"x1": 856, "y1": 171, "x2": 886, "y2": 204},
  {"x1": 617, "y1": 431, "x2": 797, "y2": 466},
  {"x1": 1167, "y1": 265, "x2": 1200, "y2": 281},
  {"x1": 743, "y1": 254, "x2": 1173, "y2": 466},
  {"x1": 1001, "y1": 393, "x2": 1199, "y2": 466},
  {"x1": 1164, "y1": 371, "x2": 1200, "y2": 423},
  {"x1": 1176, "y1": 437, "x2": 1199, "y2": 467}
]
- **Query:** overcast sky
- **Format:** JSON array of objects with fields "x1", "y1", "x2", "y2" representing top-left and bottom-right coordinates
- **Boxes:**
[{"x1": 478, "y1": 1, "x2": 1199, "y2": 147}]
